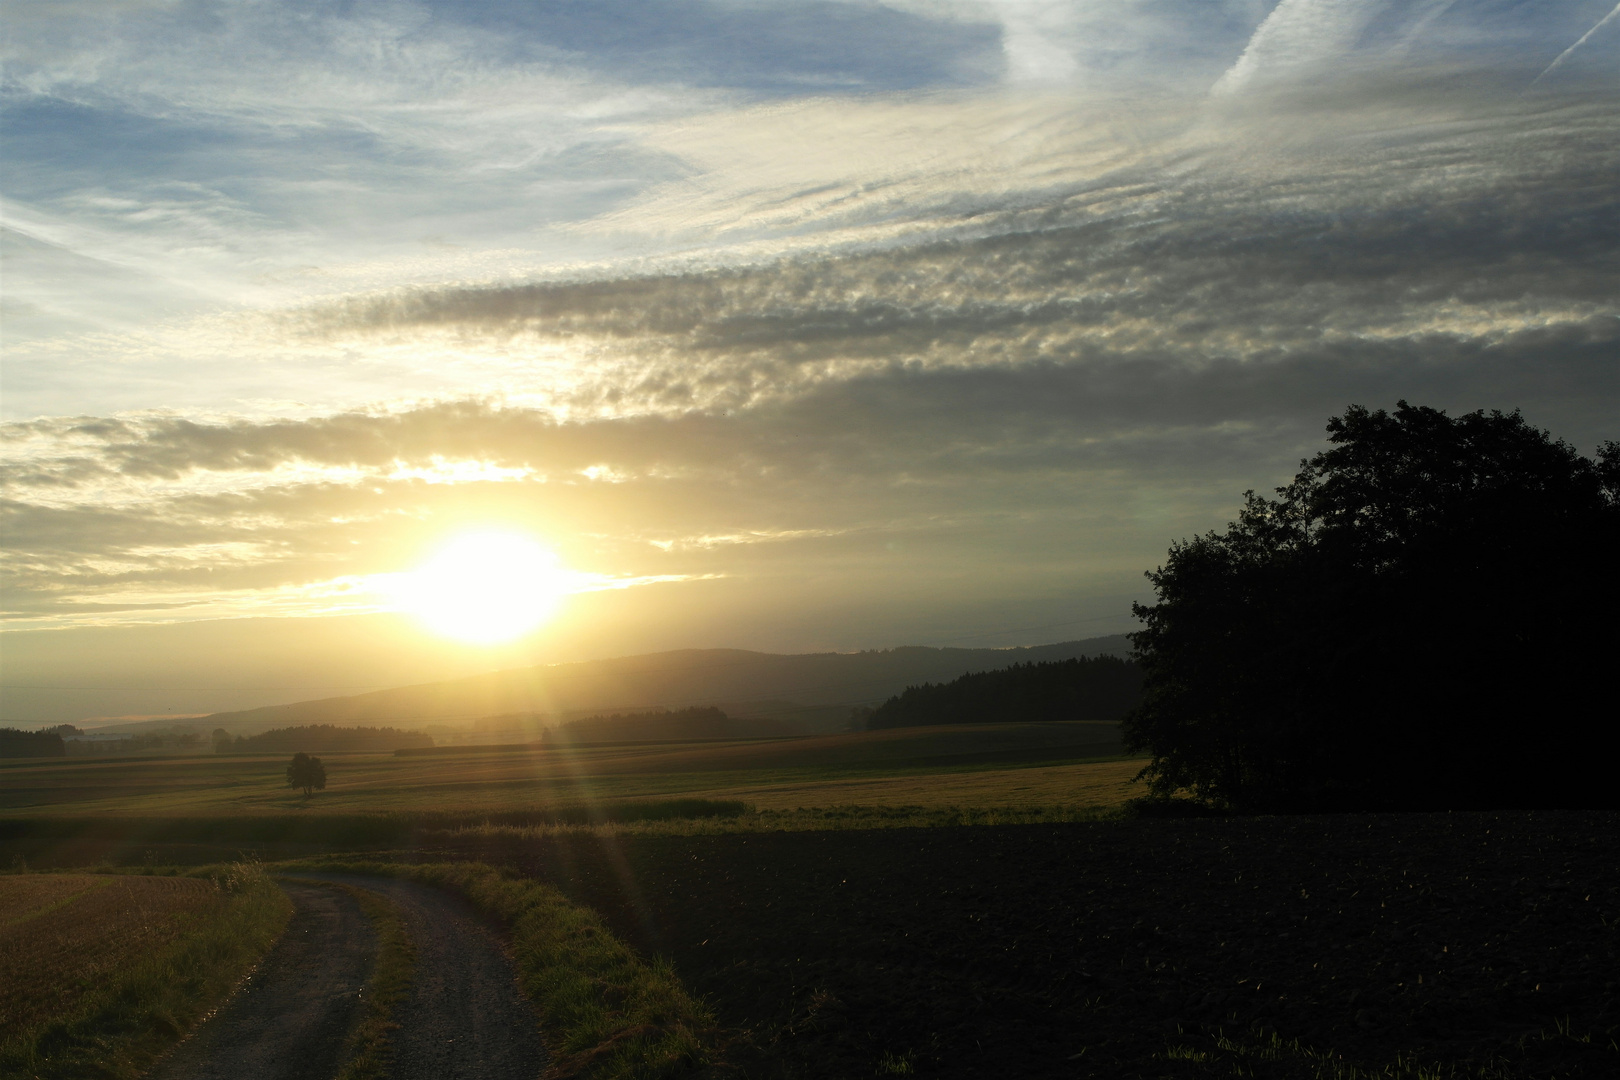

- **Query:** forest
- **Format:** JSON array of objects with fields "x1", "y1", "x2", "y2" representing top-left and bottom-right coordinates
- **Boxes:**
[{"x1": 863, "y1": 656, "x2": 1142, "y2": 729}]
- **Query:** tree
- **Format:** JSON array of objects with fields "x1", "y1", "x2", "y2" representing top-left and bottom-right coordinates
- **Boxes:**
[
  {"x1": 1122, "y1": 402, "x2": 1619, "y2": 812},
  {"x1": 212, "y1": 728, "x2": 233, "y2": 753},
  {"x1": 285, "y1": 752, "x2": 327, "y2": 797}
]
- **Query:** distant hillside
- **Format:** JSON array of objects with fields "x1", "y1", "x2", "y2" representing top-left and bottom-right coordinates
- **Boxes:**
[
  {"x1": 201, "y1": 635, "x2": 1132, "y2": 736},
  {"x1": 228, "y1": 724, "x2": 434, "y2": 753},
  {"x1": 865, "y1": 657, "x2": 1142, "y2": 729}
]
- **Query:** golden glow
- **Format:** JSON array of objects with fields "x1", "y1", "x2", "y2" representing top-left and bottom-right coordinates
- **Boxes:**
[{"x1": 396, "y1": 532, "x2": 568, "y2": 644}]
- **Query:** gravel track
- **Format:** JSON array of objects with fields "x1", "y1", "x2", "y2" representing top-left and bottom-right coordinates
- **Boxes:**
[
  {"x1": 150, "y1": 881, "x2": 374, "y2": 1080},
  {"x1": 152, "y1": 875, "x2": 544, "y2": 1080},
  {"x1": 295, "y1": 873, "x2": 546, "y2": 1080}
]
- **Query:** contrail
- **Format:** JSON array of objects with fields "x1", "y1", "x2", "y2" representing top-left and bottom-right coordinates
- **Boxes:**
[{"x1": 1534, "y1": 1, "x2": 1620, "y2": 83}]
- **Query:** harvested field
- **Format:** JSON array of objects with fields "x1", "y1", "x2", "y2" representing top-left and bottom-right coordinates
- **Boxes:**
[
  {"x1": 0, "y1": 874, "x2": 220, "y2": 1034},
  {"x1": 424, "y1": 810, "x2": 1620, "y2": 1079}
]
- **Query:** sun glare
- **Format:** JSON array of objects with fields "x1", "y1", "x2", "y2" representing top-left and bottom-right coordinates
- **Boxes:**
[{"x1": 397, "y1": 532, "x2": 568, "y2": 644}]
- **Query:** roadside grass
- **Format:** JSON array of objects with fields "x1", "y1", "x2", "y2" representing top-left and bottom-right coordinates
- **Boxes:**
[
  {"x1": 283, "y1": 858, "x2": 714, "y2": 1080},
  {"x1": 324, "y1": 883, "x2": 415, "y2": 1080},
  {"x1": 0, "y1": 860, "x2": 291, "y2": 1080}
]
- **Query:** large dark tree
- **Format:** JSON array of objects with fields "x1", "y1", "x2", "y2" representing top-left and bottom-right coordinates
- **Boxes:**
[{"x1": 1123, "y1": 402, "x2": 1618, "y2": 812}]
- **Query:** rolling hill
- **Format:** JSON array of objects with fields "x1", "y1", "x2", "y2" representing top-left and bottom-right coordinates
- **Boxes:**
[{"x1": 200, "y1": 636, "x2": 1132, "y2": 737}]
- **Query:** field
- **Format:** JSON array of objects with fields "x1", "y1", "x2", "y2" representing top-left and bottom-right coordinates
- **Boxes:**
[
  {"x1": 1, "y1": 867, "x2": 291, "y2": 1079},
  {"x1": 7, "y1": 721, "x2": 1616, "y2": 1078},
  {"x1": 0, "y1": 721, "x2": 1130, "y2": 818},
  {"x1": 428, "y1": 811, "x2": 1620, "y2": 1079},
  {"x1": 1, "y1": 874, "x2": 220, "y2": 1033}
]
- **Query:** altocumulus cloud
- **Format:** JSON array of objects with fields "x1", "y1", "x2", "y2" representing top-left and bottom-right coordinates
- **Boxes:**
[{"x1": 2, "y1": 1, "x2": 1617, "y2": 635}]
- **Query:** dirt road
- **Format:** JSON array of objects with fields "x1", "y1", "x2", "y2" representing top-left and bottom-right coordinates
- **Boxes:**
[
  {"x1": 152, "y1": 876, "x2": 544, "y2": 1080},
  {"x1": 303, "y1": 873, "x2": 546, "y2": 1080},
  {"x1": 150, "y1": 880, "x2": 375, "y2": 1080}
]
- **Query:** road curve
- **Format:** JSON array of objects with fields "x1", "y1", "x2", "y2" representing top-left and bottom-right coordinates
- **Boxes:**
[
  {"x1": 150, "y1": 880, "x2": 375, "y2": 1080},
  {"x1": 152, "y1": 875, "x2": 546, "y2": 1080}
]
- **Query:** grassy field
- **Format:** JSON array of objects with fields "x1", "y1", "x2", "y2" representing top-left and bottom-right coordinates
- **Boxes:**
[
  {"x1": 0, "y1": 722, "x2": 1132, "y2": 818},
  {"x1": 0, "y1": 864, "x2": 291, "y2": 1078}
]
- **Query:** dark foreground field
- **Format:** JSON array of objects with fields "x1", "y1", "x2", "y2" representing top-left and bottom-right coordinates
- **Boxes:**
[{"x1": 420, "y1": 812, "x2": 1618, "y2": 1079}]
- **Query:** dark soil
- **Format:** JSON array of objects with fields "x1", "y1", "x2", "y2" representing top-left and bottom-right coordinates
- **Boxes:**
[
  {"x1": 420, "y1": 811, "x2": 1620, "y2": 1079},
  {"x1": 150, "y1": 881, "x2": 375, "y2": 1080}
]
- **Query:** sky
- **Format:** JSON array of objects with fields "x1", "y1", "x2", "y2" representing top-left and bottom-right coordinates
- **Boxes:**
[{"x1": 3, "y1": 0, "x2": 1617, "y2": 723}]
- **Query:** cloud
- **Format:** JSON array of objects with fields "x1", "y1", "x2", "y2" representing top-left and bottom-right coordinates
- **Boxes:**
[{"x1": 3, "y1": 3, "x2": 1618, "y2": 642}]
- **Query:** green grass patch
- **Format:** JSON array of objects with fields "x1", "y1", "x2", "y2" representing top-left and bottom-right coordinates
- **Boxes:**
[
  {"x1": 0, "y1": 860, "x2": 292, "y2": 1080},
  {"x1": 284, "y1": 858, "x2": 715, "y2": 1080}
]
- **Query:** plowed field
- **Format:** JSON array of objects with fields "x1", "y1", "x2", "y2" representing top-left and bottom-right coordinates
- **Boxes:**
[{"x1": 426, "y1": 810, "x2": 1620, "y2": 1078}]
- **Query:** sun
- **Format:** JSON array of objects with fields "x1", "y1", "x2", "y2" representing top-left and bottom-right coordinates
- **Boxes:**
[{"x1": 397, "y1": 532, "x2": 568, "y2": 644}]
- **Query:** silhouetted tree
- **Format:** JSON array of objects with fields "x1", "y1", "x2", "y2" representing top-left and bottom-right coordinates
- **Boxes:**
[
  {"x1": 285, "y1": 752, "x2": 327, "y2": 797},
  {"x1": 1123, "y1": 402, "x2": 1619, "y2": 812},
  {"x1": 212, "y1": 728, "x2": 233, "y2": 753}
]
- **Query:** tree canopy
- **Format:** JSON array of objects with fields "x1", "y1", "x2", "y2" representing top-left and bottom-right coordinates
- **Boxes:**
[
  {"x1": 1122, "y1": 402, "x2": 1619, "y2": 812},
  {"x1": 285, "y1": 752, "x2": 327, "y2": 797}
]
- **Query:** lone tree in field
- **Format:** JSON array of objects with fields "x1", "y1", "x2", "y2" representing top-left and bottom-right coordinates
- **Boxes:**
[
  {"x1": 1123, "y1": 402, "x2": 1618, "y2": 813},
  {"x1": 285, "y1": 752, "x2": 327, "y2": 798}
]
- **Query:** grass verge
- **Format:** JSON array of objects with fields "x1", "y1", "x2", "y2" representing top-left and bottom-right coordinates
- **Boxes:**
[
  {"x1": 283, "y1": 858, "x2": 715, "y2": 1080},
  {"x1": 322, "y1": 882, "x2": 415, "y2": 1080},
  {"x1": 0, "y1": 860, "x2": 292, "y2": 1080}
]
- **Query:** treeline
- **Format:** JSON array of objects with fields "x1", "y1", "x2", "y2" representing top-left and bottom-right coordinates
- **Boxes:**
[
  {"x1": 0, "y1": 728, "x2": 65, "y2": 758},
  {"x1": 227, "y1": 724, "x2": 433, "y2": 753},
  {"x1": 75, "y1": 732, "x2": 203, "y2": 756},
  {"x1": 864, "y1": 657, "x2": 1142, "y2": 729}
]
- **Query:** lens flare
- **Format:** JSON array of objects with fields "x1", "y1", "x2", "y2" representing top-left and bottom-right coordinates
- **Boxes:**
[{"x1": 397, "y1": 532, "x2": 566, "y2": 644}]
